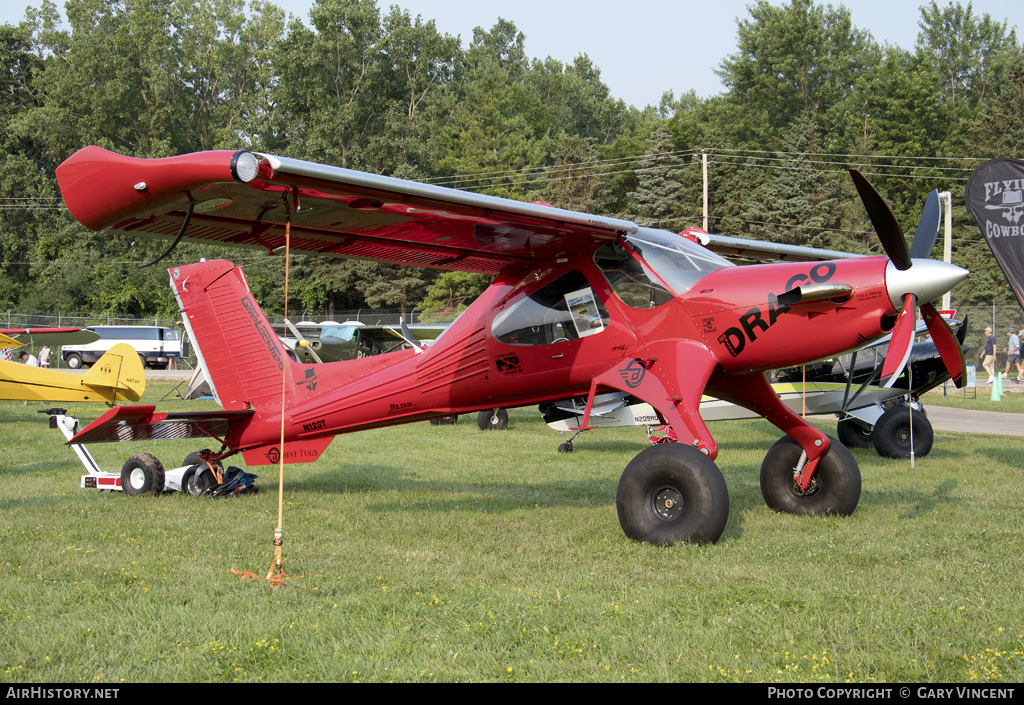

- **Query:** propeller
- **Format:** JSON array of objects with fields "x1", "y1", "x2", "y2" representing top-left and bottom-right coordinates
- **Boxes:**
[
  {"x1": 284, "y1": 319, "x2": 324, "y2": 364},
  {"x1": 850, "y1": 171, "x2": 968, "y2": 388},
  {"x1": 396, "y1": 318, "x2": 425, "y2": 354}
]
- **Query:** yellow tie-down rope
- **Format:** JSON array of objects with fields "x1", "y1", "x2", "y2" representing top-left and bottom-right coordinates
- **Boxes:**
[{"x1": 231, "y1": 205, "x2": 304, "y2": 588}]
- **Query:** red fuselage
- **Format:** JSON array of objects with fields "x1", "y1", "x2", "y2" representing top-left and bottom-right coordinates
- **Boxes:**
[{"x1": 192, "y1": 252, "x2": 894, "y2": 464}]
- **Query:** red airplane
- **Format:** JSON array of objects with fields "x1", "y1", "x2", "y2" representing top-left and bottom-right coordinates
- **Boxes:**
[{"x1": 55, "y1": 146, "x2": 968, "y2": 545}]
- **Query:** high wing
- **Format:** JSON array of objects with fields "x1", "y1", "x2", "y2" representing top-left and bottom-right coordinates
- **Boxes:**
[
  {"x1": 58, "y1": 146, "x2": 878, "y2": 273},
  {"x1": 57, "y1": 147, "x2": 637, "y2": 274},
  {"x1": 687, "y1": 230, "x2": 866, "y2": 264},
  {"x1": 0, "y1": 327, "x2": 100, "y2": 347}
]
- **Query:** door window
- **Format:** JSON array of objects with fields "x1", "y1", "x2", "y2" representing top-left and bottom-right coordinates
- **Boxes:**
[{"x1": 491, "y1": 271, "x2": 609, "y2": 346}]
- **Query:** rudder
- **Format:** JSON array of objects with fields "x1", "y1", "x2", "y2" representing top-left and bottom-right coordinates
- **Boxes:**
[
  {"x1": 170, "y1": 260, "x2": 293, "y2": 411},
  {"x1": 81, "y1": 343, "x2": 146, "y2": 401}
]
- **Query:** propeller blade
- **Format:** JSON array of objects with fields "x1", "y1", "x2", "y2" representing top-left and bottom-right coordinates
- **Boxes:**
[
  {"x1": 850, "y1": 170, "x2": 912, "y2": 271},
  {"x1": 283, "y1": 319, "x2": 323, "y2": 364},
  {"x1": 284, "y1": 319, "x2": 306, "y2": 342},
  {"x1": 956, "y1": 313, "x2": 969, "y2": 345},
  {"x1": 880, "y1": 292, "x2": 917, "y2": 388},
  {"x1": 399, "y1": 318, "x2": 424, "y2": 354},
  {"x1": 920, "y1": 303, "x2": 967, "y2": 388},
  {"x1": 303, "y1": 342, "x2": 323, "y2": 365},
  {"x1": 909, "y1": 190, "x2": 942, "y2": 260}
]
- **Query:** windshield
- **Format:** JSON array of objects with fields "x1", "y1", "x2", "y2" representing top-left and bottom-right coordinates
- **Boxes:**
[
  {"x1": 596, "y1": 228, "x2": 733, "y2": 308},
  {"x1": 625, "y1": 228, "x2": 733, "y2": 295},
  {"x1": 320, "y1": 325, "x2": 360, "y2": 342}
]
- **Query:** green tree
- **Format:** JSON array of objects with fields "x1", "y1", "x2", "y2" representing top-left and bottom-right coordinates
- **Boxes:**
[
  {"x1": 544, "y1": 132, "x2": 597, "y2": 212},
  {"x1": 742, "y1": 110, "x2": 844, "y2": 249},
  {"x1": 418, "y1": 271, "x2": 491, "y2": 320},
  {"x1": 273, "y1": 0, "x2": 382, "y2": 167},
  {"x1": 626, "y1": 127, "x2": 686, "y2": 229},
  {"x1": 971, "y1": 50, "x2": 1024, "y2": 158},
  {"x1": 716, "y1": 0, "x2": 874, "y2": 147},
  {"x1": 916, "y1": 0, "x2": 1018, "y2": 111}
]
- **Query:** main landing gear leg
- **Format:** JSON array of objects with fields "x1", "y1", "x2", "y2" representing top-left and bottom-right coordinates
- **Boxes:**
[
  {"x1": 707, "y1": 370, "x2": 861, "y2": 517},
  {"x1": 596, "y1": 342, "x2": 730, "y2": 545}
]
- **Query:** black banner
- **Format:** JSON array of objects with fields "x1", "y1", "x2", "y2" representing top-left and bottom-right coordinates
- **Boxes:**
[{"x1": 965, "y1": 157, "x2": 1024, "y2": 311}]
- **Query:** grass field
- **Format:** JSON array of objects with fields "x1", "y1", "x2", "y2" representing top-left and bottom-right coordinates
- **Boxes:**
[
  {"x1": 925, "y1": 383, "x2": 1024, "y2": 413},
  {"x1": 2, "y1": 382, "x2": 1024, "y2": 683}
]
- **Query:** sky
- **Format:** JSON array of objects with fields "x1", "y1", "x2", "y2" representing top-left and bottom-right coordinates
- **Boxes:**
[{"x1": 3, "y1": 0, "x2": 1023, "y2": 109}]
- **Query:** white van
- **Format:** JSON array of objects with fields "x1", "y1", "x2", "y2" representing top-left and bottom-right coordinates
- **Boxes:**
[{"x1": 61, "y1": 326, "x2": 188, "y2": 369}]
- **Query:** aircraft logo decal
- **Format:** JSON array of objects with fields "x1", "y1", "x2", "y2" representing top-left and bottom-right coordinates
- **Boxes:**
[
  {"x1": 296, "y1": 368, "x2": 318, "y2": 392},
  {"x1": 620, "y1": 359, "x2": 646, "y2": 388},
  {"x1": 264, "y1": 446, "x2": 321, "y2": 463},
  {"x1": 242, "y1": 295, "x2": 285, "y2": 371},
  {"x1": 495, "y1": 354, "x2": 523, "y2": 375}
]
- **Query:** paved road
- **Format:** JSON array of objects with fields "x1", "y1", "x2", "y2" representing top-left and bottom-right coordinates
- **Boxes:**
[{"x1": 923, "y1": 405, "x2": 1024, "y2": 437}]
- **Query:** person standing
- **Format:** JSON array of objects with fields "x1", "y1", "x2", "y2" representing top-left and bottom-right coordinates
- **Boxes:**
[
  {"x1": 18, "y1": 350, "x2": 39, "y2": 367},
  {"x1": 38, "y1": 345, "x2": 51, "y2": 368},
  {"x1": 980, "y1": 326, "x2": 997, "y2": 383},
  {"x1": 1006, "y1": 328, "x2": 1022, "y2": 382}
]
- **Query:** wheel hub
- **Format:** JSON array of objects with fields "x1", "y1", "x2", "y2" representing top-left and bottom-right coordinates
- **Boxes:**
[
  {"x1": 894, "y1": 426, "x2": 911, "y2": 447},
  {"x1": 129, "y1": 468, "x2": 145, "y2": 490},
  {"x1": 652, "y1": 486, "x2": 684, "y2": 522},
  {"x1": 791, "y1": 473, "x2": 821, "y2": 497}
]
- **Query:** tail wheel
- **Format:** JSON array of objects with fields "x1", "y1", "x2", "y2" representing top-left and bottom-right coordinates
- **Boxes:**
[
  {"x1": 181, "y1": 466, "x2": 217, "y2": 496},
  {"x1": 477, "y1": 409, "x2": 508, "y2": 431},
  {"x1": 760, "y1": 436, "x2": 860, "y2": 516},
  {"x1": 120, "y1": 453, "x2": 165, "y2": 497},
  {"x1": 616, "y1": 444, "x2": 729, "y2": 546},
  {"x1": 872, "y1": 405, "x2": 933, "y2": 459}
]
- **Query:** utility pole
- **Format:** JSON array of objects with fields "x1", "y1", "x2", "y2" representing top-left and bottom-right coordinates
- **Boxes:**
[{"x1": 702, "y1": 151, "x2": 708, "y2": 232}]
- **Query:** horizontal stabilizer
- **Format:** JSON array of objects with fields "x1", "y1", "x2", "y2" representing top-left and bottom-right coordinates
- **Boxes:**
[{"x1": 69, "y1": 404, "x2": 254, "y2": 445}]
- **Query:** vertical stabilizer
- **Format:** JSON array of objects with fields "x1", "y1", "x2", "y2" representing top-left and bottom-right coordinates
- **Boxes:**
[
  {"x1": 81, "y1": 343, "x2": 146, "y2": 401},
  {"x1": 170, "y1": 260, "x2": 290, "y2": 411}
]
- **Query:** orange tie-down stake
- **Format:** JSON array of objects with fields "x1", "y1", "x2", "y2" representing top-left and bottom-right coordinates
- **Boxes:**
[
  {"x1": 230, "y1": 531, "x2": 305, "y2": 588},
  {"x1": 229, "y1": 567, "x2": 302, "y2": 588}
]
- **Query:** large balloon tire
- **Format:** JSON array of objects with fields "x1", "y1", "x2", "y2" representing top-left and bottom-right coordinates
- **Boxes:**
[
  {"x1": 120, "y1": 453, "x2": 165, "y2": 497},
  {"x1": 872, "y1": 405, "x2": 933, "y2": 459},
  {"x1": 760, "y1": 436, "x2": 860, "y2": 516},
  {"x1": 616, "y1": 444, "x2": 729, "y2": 546},
  {"x1": 477, "y1": 409, "x2": 509, "y2": 431},
  {"x1": 836, "y1": 418, "x2": 874, "y2": 449}
]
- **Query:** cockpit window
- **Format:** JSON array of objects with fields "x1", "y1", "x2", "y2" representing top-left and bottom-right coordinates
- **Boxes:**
[
  {"x1": 594, "y1": 241, "x2": 672, "y2": 309},
  {"x1": 320, "y1": 325, "x2": 359, "y2": 343},
  {"x1": 492, "y1": 270, "x2": 609, "y2": 346}
]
